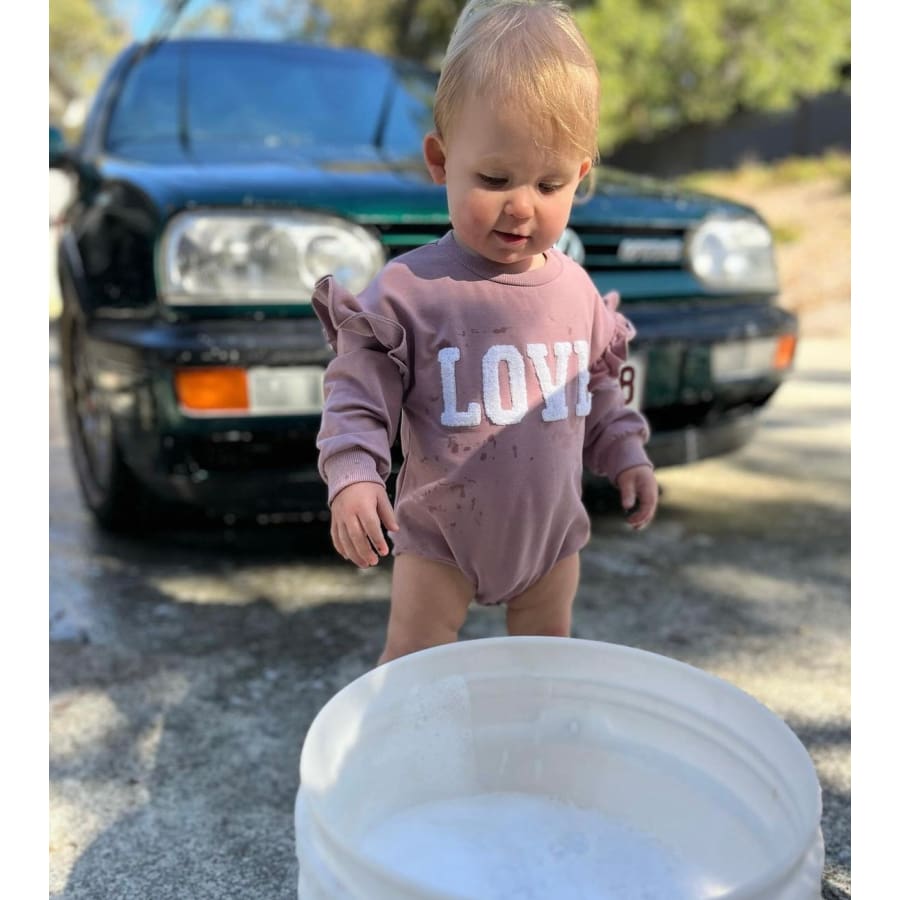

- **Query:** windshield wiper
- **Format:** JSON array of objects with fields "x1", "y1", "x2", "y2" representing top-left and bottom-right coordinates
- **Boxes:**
[
  {"x1": 127, "y1": 1, "x2": 194, "y2": 154},
  {"x1": 133, "y1": 0, "x2": 194, "y2": 64},
  {"x1": 372, "y1": 77, "x2": 398, "y2": 151}
]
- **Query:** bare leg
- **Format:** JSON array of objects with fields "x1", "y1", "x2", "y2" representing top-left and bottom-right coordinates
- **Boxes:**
[
  {"x1": 505, "y1": 553, "x2": 580, "y2": 637},
  {"x1": 378, "y1": 554, "x2": 474, "y2": 665}
]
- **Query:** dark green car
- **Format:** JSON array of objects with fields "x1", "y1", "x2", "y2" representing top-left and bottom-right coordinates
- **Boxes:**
[{"x1": 51, "y1": 38, "x2": 797, "y2": 530}]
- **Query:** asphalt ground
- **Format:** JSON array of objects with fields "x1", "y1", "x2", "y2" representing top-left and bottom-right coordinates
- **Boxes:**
[{"x1": 49, "y1": 333, "x2": 850, "y2": 899}]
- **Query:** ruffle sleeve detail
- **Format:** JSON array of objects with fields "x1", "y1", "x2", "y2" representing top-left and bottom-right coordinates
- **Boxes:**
[
  {"x1": 594, "y1": 290, "x2": 636, "y2": 380},
  {"x1": 582, "y1": 290, "x2": 653, "y2": 485},
  {"x1": 312, "y1": 275, "x2": 409, "y2": 504},
  {"x1": 312, "y1": 275, "x2": 409, "y2": 382}
]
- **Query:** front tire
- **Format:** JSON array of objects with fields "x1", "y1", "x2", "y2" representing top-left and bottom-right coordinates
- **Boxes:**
[{"x1": 59, "y1": 304, "x2": 146, "y2": 532}]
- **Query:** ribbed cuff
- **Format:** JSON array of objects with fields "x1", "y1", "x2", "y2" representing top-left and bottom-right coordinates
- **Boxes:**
[
  {"x1": 322, "y1": 450, "x2": 384, "y2": 505},
  {"x1": 605, "y1": 436, "x2": 654, "y2": 486}
]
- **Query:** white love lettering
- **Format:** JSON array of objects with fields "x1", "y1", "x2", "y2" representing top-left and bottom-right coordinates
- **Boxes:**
[
  {"x1": 439, "y1": 346, "x2": 482, "y2": 426},
  {"x1": 573, "y1": 340, "x2": 592, "y2": 417},
  {"x1": 438, "y1": 341, "x2": 592, "y2": 427},
  {"x1": 527, "y1": 342, "x2": 572, "y2": 422},
  {"x1": 483, "y1": 345, "x2": 528, "y2": 425}
]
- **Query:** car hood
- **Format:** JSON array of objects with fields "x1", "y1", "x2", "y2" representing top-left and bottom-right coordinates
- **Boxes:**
[
  {"x1": 571, "y1": 167, "x2": 755, "y2": 227},
  {"x1": 98, "y1": 148, "x2": 752, "y2": 228},
  {"x1": 99, "y1": 148, "x2": 449, "y2": 222}
]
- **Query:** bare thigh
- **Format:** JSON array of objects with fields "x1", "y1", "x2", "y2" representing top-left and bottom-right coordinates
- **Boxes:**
[
  {"x1": 379, "y1": 554, "x2": 474, "y2": 665},
  {"x1": 505, "y1": 552, "x2": 580, "y2": 638}
]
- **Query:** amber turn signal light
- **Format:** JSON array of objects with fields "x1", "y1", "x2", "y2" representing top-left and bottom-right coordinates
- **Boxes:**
[
  {"x1": 772, "y1": 334, "x2": 798, "y2": 371},
  {"x1": 175, "y1": 368, "x2": 249, "y2": 412}
]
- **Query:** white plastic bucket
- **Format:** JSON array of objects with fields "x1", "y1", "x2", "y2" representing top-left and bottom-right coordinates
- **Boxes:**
[{"x1": 295, "y1": 637, "x2": 823, "y2": 899}]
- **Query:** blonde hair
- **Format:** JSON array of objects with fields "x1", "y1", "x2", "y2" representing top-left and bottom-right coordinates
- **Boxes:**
[{"x1": 433, "y1": 0, "x2": 601, "y2": 162}]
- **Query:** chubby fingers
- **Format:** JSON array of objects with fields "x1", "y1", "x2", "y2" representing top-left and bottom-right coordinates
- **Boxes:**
[
  {"x1": 376, "y1": 491, "x2": 400, "y2": 535},
  {"x1": 619, "y1": 465, "x2": 659, "y2": 531},
  {"x1": 330, "y1": 483, "x2": 397, "y2": 568}
]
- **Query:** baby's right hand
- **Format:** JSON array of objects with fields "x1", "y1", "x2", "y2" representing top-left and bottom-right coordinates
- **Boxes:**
[{"x1": 330, "y1": 482, "x2": 399, "y2": 568}]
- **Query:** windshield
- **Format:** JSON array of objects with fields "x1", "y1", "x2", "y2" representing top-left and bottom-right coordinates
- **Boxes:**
[{"x1": 105, "y1": 41, "x2": 437, "y2": 162}]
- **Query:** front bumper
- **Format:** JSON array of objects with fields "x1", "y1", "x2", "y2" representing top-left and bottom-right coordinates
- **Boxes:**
[
  {"x1": 82, "y1": 298, "x2": 796, "y2": 515},
  {"x1": 85, "y1": 316, "x2": 333, "y2": 514},
  {"x1": 626, "y1": 298, "x2": 796, "y2": 463}
]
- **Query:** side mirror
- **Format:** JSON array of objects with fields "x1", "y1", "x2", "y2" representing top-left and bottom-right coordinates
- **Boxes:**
[{"x1": 50, "y1": 126, "x2": 68, "y2": 169}]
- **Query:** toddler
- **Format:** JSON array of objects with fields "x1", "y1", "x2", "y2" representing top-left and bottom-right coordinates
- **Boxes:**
[{"x1": 312, "y1": 0, "x2": 658, "y2": 664}]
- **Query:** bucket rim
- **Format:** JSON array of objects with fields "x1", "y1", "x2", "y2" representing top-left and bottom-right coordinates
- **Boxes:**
[{"x1": 299, "y1": 636, "x2": 823, "y2": 900}]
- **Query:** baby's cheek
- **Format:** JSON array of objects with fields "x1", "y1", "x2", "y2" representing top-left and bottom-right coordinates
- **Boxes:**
[
  {"x1": 465, "y1": 191, "x2": 499, "y2": 223},
  {"x1": 546, "y1": 195, "x2": 575, "y2": 230}
]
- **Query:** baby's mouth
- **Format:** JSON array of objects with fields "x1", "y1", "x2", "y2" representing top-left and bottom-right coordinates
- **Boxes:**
[{"x1": 494, "y1": 230, "x2": 529, "y2": 244}]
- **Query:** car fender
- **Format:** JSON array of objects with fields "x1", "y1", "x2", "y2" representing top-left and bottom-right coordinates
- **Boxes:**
[{"x1": 57, "y1": 230, "x2": 93, "y2": 318}]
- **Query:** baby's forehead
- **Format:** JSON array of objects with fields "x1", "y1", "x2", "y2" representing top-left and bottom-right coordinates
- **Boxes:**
[
  {"x1": 474, "y1": 145, "x2": 578, "y2": 171},
  {"x1": 452, "y1": 97, "x2": 582, "y2": 162},
  {"x1": 462, "y1": 125, "x2": 583, "y2": 169}
]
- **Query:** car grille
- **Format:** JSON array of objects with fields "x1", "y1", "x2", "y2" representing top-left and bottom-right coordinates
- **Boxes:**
[
  {"x1": 573, "y1": 225, "x2": 685, "y2": 271},
  {"x1": 376, "y1": 222, "x2": 687, "y2": 271},
  {"x1": 377, "y1": 223, "x2": 448, "y2": 258}
]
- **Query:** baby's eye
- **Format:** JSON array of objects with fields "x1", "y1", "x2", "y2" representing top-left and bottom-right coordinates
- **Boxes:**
[
  {"x1": 539, "y1": 182, "x2": 563, "y2": 194},
  {"x1": 478, "y1": 174, "x2": 507, "y2": 187}
]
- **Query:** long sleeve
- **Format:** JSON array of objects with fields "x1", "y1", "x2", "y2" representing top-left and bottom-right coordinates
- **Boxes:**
[
  {"x1": 311, "y1": 275, "x2": 409, "y2": 504},
  {"x1": 582, "y1": 292, "x2": 653, "y2": 485}
]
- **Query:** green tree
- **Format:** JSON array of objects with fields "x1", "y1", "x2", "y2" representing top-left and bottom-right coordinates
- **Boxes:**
[
  {"x1": 575, "y1": 0, "x2": 850, "y2": 152},
  {"x1": 280, "y1": 0, "x2": 469, "y2": 66},
  {"x1": 174, "y1": 4, "x2": 237, "y2": 36},
  {"x1": 49, "y1": 0, "x2": 129, "y2": 95},
  {"x1": 149, "y1": 0, "x2": 850, "y2": 156}
]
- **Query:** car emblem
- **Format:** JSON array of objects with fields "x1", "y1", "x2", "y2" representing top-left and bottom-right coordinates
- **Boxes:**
[
  {"x1": 617, "y1": 237, "x2": 684, "y2": 263},
  {"x1": 555, "y1": 227, "x2": 585, "y2": 264}
]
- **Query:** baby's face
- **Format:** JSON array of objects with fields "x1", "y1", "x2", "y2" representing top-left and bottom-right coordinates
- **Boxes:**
[{"x1": 425, "y1": 98, "x2": 591, "y2": 274}]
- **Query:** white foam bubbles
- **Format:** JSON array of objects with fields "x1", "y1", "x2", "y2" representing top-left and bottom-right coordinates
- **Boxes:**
[{"x1": 360, "y1": 791, "x2": 704, "y2": 899}]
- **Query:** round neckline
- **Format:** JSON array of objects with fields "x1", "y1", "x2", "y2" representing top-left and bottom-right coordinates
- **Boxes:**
[{"x1": 439, "y1": 231, "x2": 565, "y2": 286}]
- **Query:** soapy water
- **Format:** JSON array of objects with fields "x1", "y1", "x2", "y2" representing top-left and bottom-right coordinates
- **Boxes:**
[{"x1": 360, "y1": 792, "x2": 705, "y2": 900}]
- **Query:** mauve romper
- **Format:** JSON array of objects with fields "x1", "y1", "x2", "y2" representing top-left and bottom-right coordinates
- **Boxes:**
[{"x1": 312, "y1": 232, "x2": 652, "y2": 606}]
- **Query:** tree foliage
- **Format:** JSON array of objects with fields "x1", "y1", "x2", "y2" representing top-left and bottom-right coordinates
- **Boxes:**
[
  {"x1": 49, "y1": 0, "x2": 129, "y2": 95},
  {"x1": 276, "y1": 0, "x2": 850, "y2": 152},
  {"x1": 253, "y1": 0, "x2": 465, "y2": 66},
  {"x1": 575, "y1": 0, "x2": 851, "y2": 151},
  {"x1": 150, "y1": 0, "x2": 850, "y2": 154},
  {"x1": 174, "y1": 4, "x2": 238, "y2": 36}
]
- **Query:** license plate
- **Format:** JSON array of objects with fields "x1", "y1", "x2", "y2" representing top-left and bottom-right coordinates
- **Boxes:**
[
  {"x1": 247, "y1": 366, "x2": 324, "y2": 415},
  {"x1": 619, "y1": 352, "x2": 646, "y2": 410},
  {"x1": 711, "y1": 338, "x2": 779, "y2": 382}
]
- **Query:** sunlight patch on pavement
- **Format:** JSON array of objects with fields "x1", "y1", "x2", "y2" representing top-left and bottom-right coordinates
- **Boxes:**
[
  {"x1": 50, "y1": 777, "x2": 150, "y2": 895},
  {"x1": 50, "y1": 691, "x2": 128, "y2": 760},
  {"x1": 135, "y1": 714, "x2": 166, "y2": 771},
  {"x1": 149, "y1": 564, "x2": 392, "y2": 613},
  {"x1": 702, "y1": 655, "x2": 849, "y2": 735},
  {"x1": 678, "y1": 562, "x2": 819, "y2": 608},
  {"x1": 49, "y1": 674, "x2": 189, "y2": 894},
  {"x1": 51, "y1": 675, "x2": 188, "y2": 765},
  {"x1": 661, "y1": 457, "x2": 848, "y2": 511}
]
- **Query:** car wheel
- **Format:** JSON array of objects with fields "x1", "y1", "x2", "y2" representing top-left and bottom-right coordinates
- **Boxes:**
[{"x1": 60, "y1": 305, "x2": 147, "y2": 531}]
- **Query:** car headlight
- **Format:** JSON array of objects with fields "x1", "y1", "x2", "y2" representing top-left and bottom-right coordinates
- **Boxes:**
[
  {"x1": 158, "y1": 211, "x2": 385, "y2": 304},
  {"x1": 686, "y1": 214, "x2": 778, "y2": 293}
]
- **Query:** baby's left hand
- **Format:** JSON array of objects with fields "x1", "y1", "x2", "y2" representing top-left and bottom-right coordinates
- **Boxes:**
[{"x1": 617, "y1": 465, "x2": 659, "y2": 530}]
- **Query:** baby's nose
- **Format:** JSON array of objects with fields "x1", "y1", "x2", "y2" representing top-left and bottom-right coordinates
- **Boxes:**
[{"x1": 504, "y1": 188, "x2": 533, "y2": 219}]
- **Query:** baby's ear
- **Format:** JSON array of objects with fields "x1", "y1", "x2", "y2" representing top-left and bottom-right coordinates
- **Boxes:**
[{"x1": 423, "y1": 131, "x2": 448, "y2": 185}]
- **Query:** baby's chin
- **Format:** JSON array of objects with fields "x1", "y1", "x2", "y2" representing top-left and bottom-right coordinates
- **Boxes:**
[
  {"x1": 453, "y1": 230, "x2": 549, "y2": 272},
  {"x1": 488, "y1": 246, "x2": 549, "y2": 273}
]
